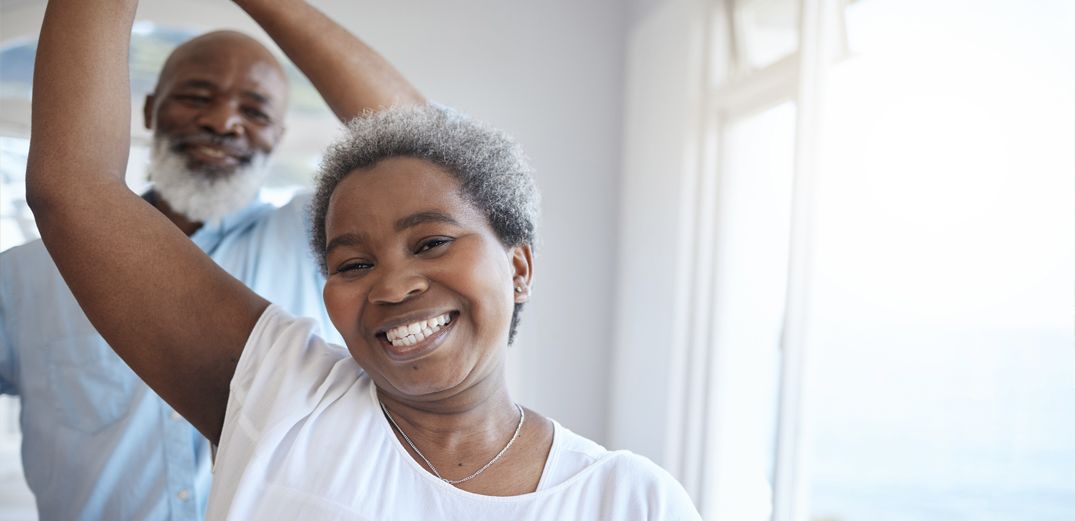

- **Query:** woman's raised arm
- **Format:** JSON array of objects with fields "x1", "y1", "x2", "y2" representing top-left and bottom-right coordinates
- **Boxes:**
[
  {"x1": 26, "y1": 0, "x2": 268, "y2": 445},
  {"x1": 236, "y1": 0, "x2": 426, "y2": 121}
]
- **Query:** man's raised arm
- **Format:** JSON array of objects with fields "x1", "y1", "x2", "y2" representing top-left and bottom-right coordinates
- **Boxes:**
[
  {"x1": 236, "y1": 0, "x2": 426, "y2": 121},
  {"x1": 26, "y1": 0, "x2": 269, "y2": 445}
]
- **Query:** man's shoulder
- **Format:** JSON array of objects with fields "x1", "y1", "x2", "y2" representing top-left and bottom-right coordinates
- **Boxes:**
[
  {"x1": 272, "y1": 190, "x2": 314, "y2": 218},
  {"x1": 248, "y1": 190, "x2": 316, "y2": 237},
  {"x1": 238, "y1": 190, "x2": 313, "y2": 225}
]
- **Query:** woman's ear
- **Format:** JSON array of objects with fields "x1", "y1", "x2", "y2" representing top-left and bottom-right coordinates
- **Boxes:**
[{"x1": 510, "y1": 244, "x2": 534, "y2": 303}]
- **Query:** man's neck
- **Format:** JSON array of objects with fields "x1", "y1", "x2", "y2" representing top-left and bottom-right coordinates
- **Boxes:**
[{"x1": 148, "y1": 190, "x2": 203, "y2": 236}]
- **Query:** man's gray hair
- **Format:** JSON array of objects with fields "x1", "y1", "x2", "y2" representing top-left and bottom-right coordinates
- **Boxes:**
[{"x1": 309, "y1": 105, "x2": 540, "y2": 274}]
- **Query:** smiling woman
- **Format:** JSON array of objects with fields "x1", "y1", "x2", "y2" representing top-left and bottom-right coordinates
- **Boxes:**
[
  {"x1": 323, "y1": 155, "x2": 527, "y2": 400},
  {"x1": 202, "y1": 105, "x2": 702, "y2": 518}
]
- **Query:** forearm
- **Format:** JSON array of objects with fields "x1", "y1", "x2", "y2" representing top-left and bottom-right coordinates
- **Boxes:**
[
  {"x1": 235, "y1": 0, "x2": 425, "y2": 122},
  {"x1": 26, "y1": 0, "x2": 137, "y2": 212}
]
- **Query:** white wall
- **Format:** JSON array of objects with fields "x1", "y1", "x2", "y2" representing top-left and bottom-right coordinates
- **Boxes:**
[
  {"x1": 0, "y1": 0, "x2": 627, "y2": 443},
  {"x1": 609, "y1": 0, "x2": 708, "y2": 469}
]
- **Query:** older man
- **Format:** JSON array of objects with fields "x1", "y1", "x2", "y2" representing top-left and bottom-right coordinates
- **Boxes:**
[{"x1": 0, "y1": 1, "x2": 423, "y2": 519}]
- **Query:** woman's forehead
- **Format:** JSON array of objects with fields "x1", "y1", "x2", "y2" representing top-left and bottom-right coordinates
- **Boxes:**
[{"x1": 325, "y1": 157, "x2": 484, "y2": 233}]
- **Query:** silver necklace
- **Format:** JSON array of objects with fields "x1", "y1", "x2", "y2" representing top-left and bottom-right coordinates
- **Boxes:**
[{"x1": 380, "y1": 401, "x2": 525, "y2": 485}]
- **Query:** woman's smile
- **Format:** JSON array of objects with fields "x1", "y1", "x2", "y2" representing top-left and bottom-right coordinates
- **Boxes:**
[{"x1": 377, "y1": 310, "x2": 459, "y2": 362}]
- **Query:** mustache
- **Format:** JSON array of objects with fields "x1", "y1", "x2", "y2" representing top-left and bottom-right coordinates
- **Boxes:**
[{"x1": 168, "y1": 133, "x2": 252, "y2": 160}]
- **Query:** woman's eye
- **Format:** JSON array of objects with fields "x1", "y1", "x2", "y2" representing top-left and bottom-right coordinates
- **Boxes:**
[
  {"x1": 335, "y1": 261, "x2": 373, "y2": 274},
  {"x1": 416, "y1": 237, "x2": 452, "y2": 254}
]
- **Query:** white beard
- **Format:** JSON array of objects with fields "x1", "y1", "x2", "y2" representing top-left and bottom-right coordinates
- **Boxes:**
[{"x1": 147, "y1": 138, "x2": 271, "y2": 224}]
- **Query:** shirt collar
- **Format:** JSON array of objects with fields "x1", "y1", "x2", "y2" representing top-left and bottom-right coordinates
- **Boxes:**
[{"x1": 142, "y1": 189, "x2": 273, "y2": 252}]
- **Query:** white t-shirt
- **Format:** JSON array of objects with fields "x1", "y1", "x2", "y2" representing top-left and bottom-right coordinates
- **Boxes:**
[{"x1": 206, "y1": 305, "x2": 701, "y2": 520}]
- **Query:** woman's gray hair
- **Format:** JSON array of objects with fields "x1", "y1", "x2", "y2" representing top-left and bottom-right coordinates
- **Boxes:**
[{"x1": 308, "y1": 105, "x2": 540, "y2": 342}]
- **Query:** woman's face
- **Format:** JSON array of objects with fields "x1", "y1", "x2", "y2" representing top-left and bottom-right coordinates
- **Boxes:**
[{"x1": 322, "y1": 157, "x2": 532, "y2": 401}]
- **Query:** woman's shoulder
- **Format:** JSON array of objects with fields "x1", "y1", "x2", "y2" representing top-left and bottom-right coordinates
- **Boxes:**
[
  {"x1": 231, "y1": 305, "x2": 358, "y2": 406},
  {"x1": 547, "y1": 422, "x2": 701, "y2": 518}
]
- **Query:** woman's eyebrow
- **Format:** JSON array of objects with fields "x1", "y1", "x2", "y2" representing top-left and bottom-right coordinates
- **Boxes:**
[
  {"x1": 325, "y1": 232, "x2": 367, "y2": 256},
  {"x1": 395, "y1": 211, "x2": 460, "y2": 231}
]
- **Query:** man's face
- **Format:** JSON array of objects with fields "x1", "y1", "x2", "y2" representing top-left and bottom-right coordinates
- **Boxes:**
[
  {"x1": 145, "y1": 35, "x2": 288, "y2": 177},
  {"x1": 143, "y1": 34, "x2": 288, "y2": 223}
]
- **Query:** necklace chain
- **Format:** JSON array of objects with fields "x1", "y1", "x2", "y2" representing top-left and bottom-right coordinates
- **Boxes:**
[{"x1": 380, "y1": 401, "x2": 525, "y2": 485}]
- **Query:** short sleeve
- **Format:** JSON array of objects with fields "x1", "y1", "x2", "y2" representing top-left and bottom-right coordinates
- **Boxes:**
[
  {"x1": 605, "y1": 452, "x2": 704, "y2": 520},
  {"x1": 627, "y1": 453, "x2": 700, "y2": 517},
  {"x1": 223, "y1": 305, "x2": 353, "y2": 439}
]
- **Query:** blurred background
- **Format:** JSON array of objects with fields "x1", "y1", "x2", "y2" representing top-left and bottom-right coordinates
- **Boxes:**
[{"x1": 0, "y1": 0, "x2": 1072, "y2": 519}]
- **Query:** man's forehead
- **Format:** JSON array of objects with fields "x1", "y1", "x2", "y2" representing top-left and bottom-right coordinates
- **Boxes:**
[
  {"x1": 158, "y1": 32, "x2": 288, "y2": 98},
  {"x1": 166, "y1": 64, "x2": 286, "y2": 94}
]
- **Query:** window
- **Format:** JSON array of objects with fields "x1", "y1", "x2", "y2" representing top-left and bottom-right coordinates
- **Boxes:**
[
  {"x1": 806, "y1": 1, "x2": 1075, "y2": 520},
  {"x1": 0, "y1": 137, "x2": 32, "y2": 251},
  {"x1": 706, "y1": 100, "x2": 797, "y2": 519},
  {"x1": 693, "y1": 1, "x2": 1075, "y2": 520}
]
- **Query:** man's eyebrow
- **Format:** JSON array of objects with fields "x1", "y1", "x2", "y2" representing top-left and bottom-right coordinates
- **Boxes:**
[
  {"x1": 325, "y1": 232, "x2": 367, "y2": 256},
  {"x1": 175, "y1": 80, "x2": 273, "y2": 104},
  {"x1": 177, "y1": 79, "x2": 217, "y2": 91},
  {"x1": 241, "y1": 90, "x2": 271, "y2": 105},
  {"x1": 395, "y1": 211, "x2": 460, "y2": 231}
]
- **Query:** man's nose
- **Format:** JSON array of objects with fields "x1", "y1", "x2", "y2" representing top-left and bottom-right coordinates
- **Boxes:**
[{"x1": 196, "y1": 101, "x2": 244, "y2": 136}]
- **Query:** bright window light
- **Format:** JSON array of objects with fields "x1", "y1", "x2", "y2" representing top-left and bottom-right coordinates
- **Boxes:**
[{"x1": 805, "y1": 1, "x2": 1074, "y2": 520}]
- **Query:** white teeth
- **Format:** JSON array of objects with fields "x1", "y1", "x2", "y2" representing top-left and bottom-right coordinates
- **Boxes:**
[
  {"x1": 198, "y1": 146, "x2": 225, "y2": 158},
  {"x1": 385, "y1": 313, "x2": 452, "y2": 347}
]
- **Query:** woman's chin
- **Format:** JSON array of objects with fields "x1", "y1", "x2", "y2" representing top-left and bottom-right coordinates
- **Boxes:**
[{"x1": 380, "y1": 370, "x2": 470, "y2": 400}]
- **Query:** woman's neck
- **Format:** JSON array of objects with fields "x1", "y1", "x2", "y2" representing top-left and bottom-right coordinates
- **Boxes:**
[
  {"x1": 377, "y1": 372, "x2": 519, "y2": 456},
  {"x1": 375, "y1": 358, "x2": 555, "y2": 495}
]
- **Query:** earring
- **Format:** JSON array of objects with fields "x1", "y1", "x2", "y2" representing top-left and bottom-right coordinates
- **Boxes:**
[{"x1": 515, "y1": 286, "x2": 524, "y2": 293}]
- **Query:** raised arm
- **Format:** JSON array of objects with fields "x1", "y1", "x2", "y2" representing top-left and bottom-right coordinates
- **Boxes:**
[
  {"x1": 236, "y1": 0, "x2": 426, "y2": 121},
  {"x1": 26, "y1": 0, "x2": 268, "y2": 444}
]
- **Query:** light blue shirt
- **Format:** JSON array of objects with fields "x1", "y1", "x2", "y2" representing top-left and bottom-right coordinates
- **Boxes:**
[{"x1": 0, "y1": 191, "x2": 340, "y2": 521}]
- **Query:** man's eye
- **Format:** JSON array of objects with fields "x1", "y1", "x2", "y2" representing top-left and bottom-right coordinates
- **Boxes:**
[
  {"x1": 175, "y1": 94, "x2": 211, "y2": 105},
  {"x1": 242, "y1": 106, "x2": 271, "y2": 124},
  {"x1": 416, "y1": 238, "x2": 452, "y2": 254}
]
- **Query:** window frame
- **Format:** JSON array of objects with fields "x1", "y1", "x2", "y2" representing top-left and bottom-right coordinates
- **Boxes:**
[{"x1": 672, "y1": 0, "x2": 848, "y2": 518}]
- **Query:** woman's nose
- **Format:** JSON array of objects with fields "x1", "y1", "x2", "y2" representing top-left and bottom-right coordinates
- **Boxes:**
[{"x1": 368, "y1": 264, "x2": 429, "y2": 305}]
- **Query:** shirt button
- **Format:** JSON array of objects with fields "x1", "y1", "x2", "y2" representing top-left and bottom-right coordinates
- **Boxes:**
[
  {"x1": 170, "y1": 410, "x2": 183, "y2": 421},
  {"x1": 177, "y1": 489, "x2": 190, "y2": 501}
]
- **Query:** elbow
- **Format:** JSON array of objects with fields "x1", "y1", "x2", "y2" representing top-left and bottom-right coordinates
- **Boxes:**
[
  {"x1": 24, "y1": 165, "x2": 51, "y2": 216},
  {"x1": 24, "y1": 172, "x2": 58, "y2": 230},
  {"x1": 23, "y1": 150, "x2": 62, "y2": 222}
]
